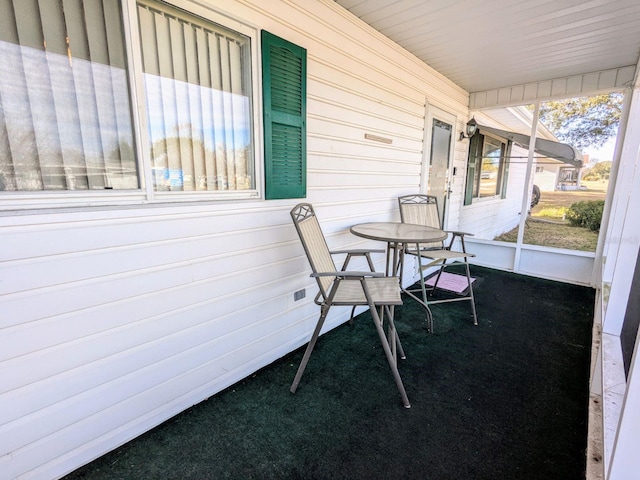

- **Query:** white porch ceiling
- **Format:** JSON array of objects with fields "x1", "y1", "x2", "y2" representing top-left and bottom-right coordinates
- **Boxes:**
[{"x1": 334, "y1": 0, "x2": 640, "y2": 95}]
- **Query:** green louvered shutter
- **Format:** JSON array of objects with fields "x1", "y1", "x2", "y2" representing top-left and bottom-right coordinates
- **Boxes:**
[{"x1": 262, "y1": 31, "x2": 307, "y2": 199}]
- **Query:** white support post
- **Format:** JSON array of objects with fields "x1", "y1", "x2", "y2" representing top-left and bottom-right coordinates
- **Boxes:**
[{"x1": 513, "y1": 101, "x2": 539, "y2": 272}]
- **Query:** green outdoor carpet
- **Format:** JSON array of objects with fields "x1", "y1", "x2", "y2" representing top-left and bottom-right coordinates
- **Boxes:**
[{"x1": 66, "y1": 266, "x2": 594, "y2": 480}]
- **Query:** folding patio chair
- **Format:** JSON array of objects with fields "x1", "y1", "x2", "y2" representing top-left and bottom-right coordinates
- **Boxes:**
[
  {"x1": 398, "y1": 194, "x2": 478, "y2": 330},
  {"x1": 289, "y1": 203, "x2": 411, "y2": 408}
]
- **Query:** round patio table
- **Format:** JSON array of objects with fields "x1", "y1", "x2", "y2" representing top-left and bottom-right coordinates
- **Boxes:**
[
  {"x1": 350, "y1": 221, "x2": 448, "y2": 333},
  {"x1": 350, "y1": 222, "x2": 447, "y2": 257}
]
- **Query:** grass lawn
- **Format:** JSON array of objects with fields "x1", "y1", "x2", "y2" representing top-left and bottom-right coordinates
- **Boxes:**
[{"x1": 494, "y1": 181, "x2": 607, "y2": 252}]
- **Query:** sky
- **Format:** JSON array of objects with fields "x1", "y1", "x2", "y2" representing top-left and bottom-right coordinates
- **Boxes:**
[{"x1": 582, "y1": 138, "x2": 617, "y2": 163}]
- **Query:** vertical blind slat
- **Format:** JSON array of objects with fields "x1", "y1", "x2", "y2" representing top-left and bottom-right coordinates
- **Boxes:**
[
  {"x1": 155, "y1": 12, "x2": 182, "y2": 190},
  {"x1": 15, "y1": 0, "x2": 63, "y2": 189},
  {"x1": 84, "y1": 0, "x2": 116, "y2": 189},
  {"x1": 184, "y1": 25, "x2": 206, "y2": 191},
  {"x1": 219, "y1": 38, "x2": 234, "y2": 189},
  {"x1": 230, "y1": 40, "x2": 247, "y2": 189},
  {"x1": 0, "y1": 0, "x2": 31, "y2": 191},
  {"x1": 103, "y1": 0, "x2": 137, "y2": 188},
  {"x1": 196, "y1": 28, "x2": 217, "y2": 190},
  {"x1": 41, "y1": 0, "x2": 88, "y2": 190},
  {"x1": 64, "y1": 0, "x2": 105, "y2": 189},
  {"x1": 169, "y1": 16, "x2": 192, "y2": 190},
  {"x1": 209, "y1": 34, "x2": 227, "y2": 189},
  {"x1": 138, "y1": 4, "x2": 167, "y2": 188}
]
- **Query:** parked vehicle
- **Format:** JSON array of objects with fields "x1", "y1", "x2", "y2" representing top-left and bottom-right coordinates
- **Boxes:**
[{"x1": 531, "y1": 184, "x2": 541, "y2": 208}]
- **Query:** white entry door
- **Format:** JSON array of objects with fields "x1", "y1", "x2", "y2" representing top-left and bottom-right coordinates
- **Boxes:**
[{"x1": 422, "y1": 105, "x2": 456, "y2": 227}]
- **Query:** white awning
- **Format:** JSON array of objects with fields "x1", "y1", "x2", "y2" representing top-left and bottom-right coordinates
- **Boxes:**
[{"x1": 477, "y1": 124, "x2": 583, "y2": 167}]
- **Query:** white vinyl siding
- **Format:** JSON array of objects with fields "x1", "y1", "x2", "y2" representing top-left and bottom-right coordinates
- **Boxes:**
[{"x1": 0, "y1": 1, "x2": 470, "y2": 478}]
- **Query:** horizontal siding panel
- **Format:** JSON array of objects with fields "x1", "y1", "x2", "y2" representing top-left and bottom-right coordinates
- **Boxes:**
[
  {"x1": 310, "y1": 171, "x2": 419, "y2": 189},
  {"x1": 307, "y1": 90, "x2": 425, "y2": 132},
  {"x1": 0, "y1": 312, "x2": 319, "y2": 479},
  {"x1": 0, "y1": 204, "x2": 291, "y2": 261},
  {"x1": 309, "y1": 119, "x2": 422, "y2": 154},
  {"x1": 313, "y1": 176, "x2": 419, "y2": 199},
  {"x1": 306, "y1": 185, "x2": 412, "y2": 206},
  {"x1": 1, "y1": 241, "x2": 193, "y2": 295},
  {"x1": 1, "y1": 244, "x2": 306, "y2": 362},
  {"x1": 0, "y1": 296, "x2": 318, "y2": 448},
  {"x1": 309, "y1": 109, "x2": 422, "y2": 143},
  {"x1": 309, "y1": 81, "x2": 422, "y2": 127},
  {"x1": 309, "y1": 60, "x2": 424, "y2": 116},
  {"x1": 308, "y1": 136, "x2": 421, "y2": 163},
  {"x1": 309, "y1": 155, "x2": 418, "y2": 177},
  {"x1": 1, "y1": 264, "x2": 196, "y2": 328}
]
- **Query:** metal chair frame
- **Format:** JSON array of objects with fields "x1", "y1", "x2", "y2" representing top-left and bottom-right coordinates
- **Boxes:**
[
  {"x1": 398, "y1": 194, "x2": 478, "y2": 331},
  {"x1": 289, "y1": 203, "x2": 411, "y2": 408}
]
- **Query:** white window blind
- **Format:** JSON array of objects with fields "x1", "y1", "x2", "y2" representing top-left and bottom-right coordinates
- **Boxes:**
[
  {"x1": 137, "y1": 1, "x2": 254, "y2": 192},
  {"x1": 0, "y1": 0, "x2": 138, "y2": 192}
]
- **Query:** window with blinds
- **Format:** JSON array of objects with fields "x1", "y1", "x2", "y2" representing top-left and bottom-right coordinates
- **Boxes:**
[
  {"x1": 0, "y1": 0, "x2": 305, "y2": 206},
  {"x1": 0, "y1": 0, "x2": 138, "y2": 192},
  {"x1": 137, "y1": 0, "x2": 254, "y2": 192},
  {"x1": 464, "y1": 132, "x2": 511, "y2": 205}
]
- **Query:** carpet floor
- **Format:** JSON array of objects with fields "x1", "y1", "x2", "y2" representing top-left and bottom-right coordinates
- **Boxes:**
[{"x1": 65, "y1": 265, "x2": 594, "y2": 480}]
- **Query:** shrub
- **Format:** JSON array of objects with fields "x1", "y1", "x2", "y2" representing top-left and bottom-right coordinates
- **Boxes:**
[{"x1": 566, "y1": 200, "x2": 605, "y2": 231}]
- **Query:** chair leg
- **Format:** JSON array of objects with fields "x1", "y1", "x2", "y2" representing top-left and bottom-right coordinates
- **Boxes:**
[
  {"x1": 392, "y1": 317, "x2": 407, "y2": 360},
  {"x1": 416, "y1": 256, "x2": 434, "y2": 333},
  {"x1": 464, "y1": 260, "x2": 478, "y2": 325},
  {"x1": 290, "y1": 308, "x2": 329, "y2": 393},
  {"x1": 380, "y1": 304, "x2": 406, "y2": 359},
  {"x1": 370, "y1": 303, "x2": 410, "y2": 408},
  {"x1": 431, "y1": 259, "x2": 447, "y2": 291},
  {"x1": 348, "y1": 305, "x2": 357, "y2": 325}
]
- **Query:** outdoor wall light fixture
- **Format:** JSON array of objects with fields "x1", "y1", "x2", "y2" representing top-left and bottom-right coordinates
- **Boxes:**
[{"x1": 459, "y1": 117, "x2": 478, "y2": 141}]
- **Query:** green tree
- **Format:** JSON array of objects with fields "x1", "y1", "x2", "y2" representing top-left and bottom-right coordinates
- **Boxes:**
[
  {"x1": 582, "y1": 161, "x2": 612, "y2": 181},
  {"x1": 536, "y1": 93, "x2": 623, "y2": 150}
]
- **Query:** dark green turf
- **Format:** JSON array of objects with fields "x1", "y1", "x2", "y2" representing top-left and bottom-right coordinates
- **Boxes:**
[{"x1": 66, "y1": 266, "x2": 594, "y2": 480}]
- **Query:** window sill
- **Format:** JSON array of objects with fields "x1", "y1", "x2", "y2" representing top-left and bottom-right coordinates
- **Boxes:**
[
  {"x1": 0, "y1": 190, "x2": 262, "y2": 215},
  {"x1": 468, "y1": 195, "x2": 502, "y2": 205}
]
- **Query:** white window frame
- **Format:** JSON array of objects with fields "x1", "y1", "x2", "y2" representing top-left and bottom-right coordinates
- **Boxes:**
[
  {"x1": 0, "y1": 0, "x2": 264, "y2": 211},
  {"x1": 466, "y1": 131, "x2": 510, "y2": 204}
]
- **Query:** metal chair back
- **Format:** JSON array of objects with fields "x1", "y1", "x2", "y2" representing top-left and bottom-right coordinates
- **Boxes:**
[
  {"x1": 291, "y1": 203, "x2": 335, "y2": 300},
  {"x1": 398, "y1": 194, "x2": 443, "y2": 249}
]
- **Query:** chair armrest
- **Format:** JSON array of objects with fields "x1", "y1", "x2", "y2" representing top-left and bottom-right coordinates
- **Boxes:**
[
  {"x1": 443, "y1": 230, "x2": 473, "y2": 253},
  {"x1": 445, "y1": 230, "x2": 474, "y2": 237},
  {"x1": 311, "y1": 271, "x2": 386, "y2": 279},
  {"x1": 330, "y1": 248, "x2": 385, "y2": 255},
  {"x1": 332, "y1": 249, "x2": 384, "y2": 272}
]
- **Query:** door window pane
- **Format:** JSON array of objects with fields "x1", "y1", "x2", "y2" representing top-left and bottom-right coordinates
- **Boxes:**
[
  {"x1": 0, "y1": 0, "x2": 138, "y2": 191},
  {"x1": 137, "y1": 0, "x2": 254, "y2": 192},
  {"x1": 429, "y1": 118, "x2": 452, "y2": 225}
]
